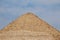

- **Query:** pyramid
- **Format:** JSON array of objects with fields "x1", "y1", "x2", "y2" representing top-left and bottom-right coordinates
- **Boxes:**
[{"x1": 0, "y1": 12, "x2": 60, "y2": 40}]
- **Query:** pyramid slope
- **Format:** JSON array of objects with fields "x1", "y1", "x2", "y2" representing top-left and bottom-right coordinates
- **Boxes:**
[
  {"x1": 0, "y1": 13, "x2": 60, "y2": 33},
  {"x1": 0, "y1": 13, "x2": 60, "y2": 40}
]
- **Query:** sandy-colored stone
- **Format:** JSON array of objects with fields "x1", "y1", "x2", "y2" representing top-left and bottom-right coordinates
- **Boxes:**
[{"x1": 0, "y1": 13, "x2": 60, "y2": 40}]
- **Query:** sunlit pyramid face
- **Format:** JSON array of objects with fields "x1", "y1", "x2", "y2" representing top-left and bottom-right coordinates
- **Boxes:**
[{"x1": 0, "y1": 13, "x2": 60, "y2": 40}]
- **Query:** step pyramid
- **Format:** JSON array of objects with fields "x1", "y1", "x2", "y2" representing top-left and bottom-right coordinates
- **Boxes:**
[{"x1": 0, "y1": 12, "x2": 60, "y2": 40}]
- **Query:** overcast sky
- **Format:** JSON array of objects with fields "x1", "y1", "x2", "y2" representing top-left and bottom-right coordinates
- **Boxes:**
[{"x1": 0, "y1": 0, "x2": 60, "y2": 31}]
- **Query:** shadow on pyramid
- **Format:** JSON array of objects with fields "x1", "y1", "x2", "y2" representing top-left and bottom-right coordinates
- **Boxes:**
[{"x1": 0, "y1": 12, "x2": 60, "y2": 40}]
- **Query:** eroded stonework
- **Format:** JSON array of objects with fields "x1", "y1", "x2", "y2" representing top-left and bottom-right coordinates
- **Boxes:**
[{"x1": 0, "y1": 30, "x2": 55, "y2": 40}]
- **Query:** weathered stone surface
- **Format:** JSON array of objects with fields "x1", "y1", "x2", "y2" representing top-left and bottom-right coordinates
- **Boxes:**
[{"x1": 0, "y1": 13, "x2": 60, "y2": 40}]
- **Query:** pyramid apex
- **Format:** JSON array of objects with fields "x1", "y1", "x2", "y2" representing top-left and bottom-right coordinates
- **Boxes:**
[
  {"x1": 24, "y1": 12, "x2": 35, "y2": 15},
  {"x1": 19, "y1": 12, "x2": 37, "y2": 19},
  {"x1": 26, "y1": 12, "x2": 34, "y2": 14}
]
